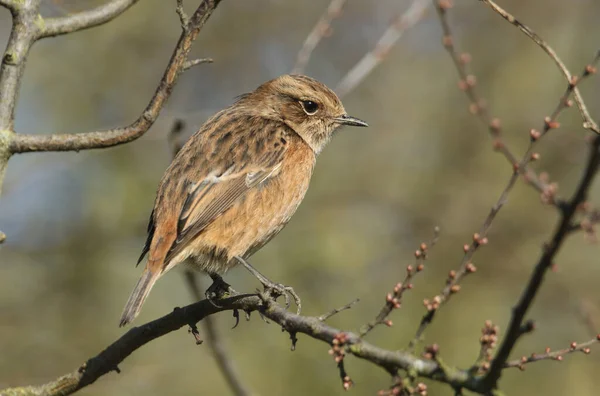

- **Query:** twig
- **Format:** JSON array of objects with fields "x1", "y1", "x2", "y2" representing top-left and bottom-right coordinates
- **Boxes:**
[
  {"x1": 8, "y1": 0, "x2": 222, "y2": 153},
  {"x1": 39, "y1": 0, "x2": 139, "y2": 38},
  {"x1": 183, "y1": 57, "x2": 213, "y2": 71},
  {"x1": 479, "y1": 0, "x2": 600, "y2": 134},
  {"x1": 0, "y1": 293, "x2": 487, "y2": 396},
  {"x1": 431, "y1": 0, "x2": 552, "y2": 204},
  {"x1": 472, "y1": 320, "x2": 499, "y2": 373},
  {"x1": 361, "y1": 227, "x2": 439, "y2": 337},
  {"x1": 409, "y1": 52, "x2": 599, "y2": 352},
  {"x1": 335, "y1": 0, "x2": 430, "y2": 98},
  {"x1": 318, "y1": 299, "x2": 359, "y2": 322},
  {"x1": 483, "y1": 133, "x2": 600, "y2": 391},
  {"x1": 291, "y1": 0, "x2": 347, "y2": 75},
  {"x1": 503, "y1": 336, "x2": 600, "y2": 370}
]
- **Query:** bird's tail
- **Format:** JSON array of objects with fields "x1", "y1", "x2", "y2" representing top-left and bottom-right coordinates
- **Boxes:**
[{"x1": 119, "y1": 269, "x2": 159, "y2": 327}]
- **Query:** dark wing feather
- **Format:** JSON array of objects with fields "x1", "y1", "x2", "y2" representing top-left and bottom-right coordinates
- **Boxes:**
[
  {"x1": 137, "y1": 209, "x2": 155, "y2": 266},
  {"x1": 162, "y1": 124, "x2": 289, "y2": 265}
]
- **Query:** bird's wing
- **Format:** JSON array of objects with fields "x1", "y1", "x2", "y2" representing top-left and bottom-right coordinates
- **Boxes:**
[{"x1": 158, "y1": 120, "x2": 291, "y2": 267}]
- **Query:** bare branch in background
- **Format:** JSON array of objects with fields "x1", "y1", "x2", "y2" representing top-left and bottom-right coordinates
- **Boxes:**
[
  {"x1": 361, "y1": 227, "x2": 439, "y2": 338},
  {"x1": 39, "y1": 0, "x2": 139, "y2": 38},
  {"x1": 410, "y1": 46, "x2": 600, "y2": 356},
  {"x1": 431, "y1": 0, "x2": 554, "y2": 205},
  {"x1": 479, "y1": 0, "x2": 600, "y2": 134},
  {"x1": 335, "y1": 0, "x2": 429, "y2": 98},
  {"x1": 291, "y1": 0, "x2": 347, "y2": 75},
  {"x1": 8, "y1": 0, "x2": 221, "y2": 153}
]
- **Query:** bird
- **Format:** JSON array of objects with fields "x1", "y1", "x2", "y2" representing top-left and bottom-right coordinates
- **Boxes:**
[{"x1": 119, "y1": 74, "x2": 368, "y2": 327}]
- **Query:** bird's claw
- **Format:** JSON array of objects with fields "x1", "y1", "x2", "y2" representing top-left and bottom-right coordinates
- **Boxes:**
[
  {"x1": 262, "y1": 281, "x2": 301, "y2": 315},
  {"x1": 235, "y1": 256, "x2": 301, "y2": 315},
  {"x1": 205, "y1": 275, "x2": 236, "y2": 308}
]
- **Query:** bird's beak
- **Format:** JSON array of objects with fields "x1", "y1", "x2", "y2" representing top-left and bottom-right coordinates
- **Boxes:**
[{"x1": 334, "y1": 114, "x2": 369, "y2": 127}]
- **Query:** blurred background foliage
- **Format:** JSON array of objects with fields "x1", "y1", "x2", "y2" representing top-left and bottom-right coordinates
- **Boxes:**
[{"x1": 1, "y1": 0, "x2": 600, "y2": 394}]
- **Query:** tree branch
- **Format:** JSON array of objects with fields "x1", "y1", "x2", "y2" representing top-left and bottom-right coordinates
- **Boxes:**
[
  {"x1": 0, "y1": 293, "x2": 487, "y2": 396},
  {"x1": 335, "y1": 0, "x2": 429, "y2": 98},
  {"x1": 9, "y1": 0, "x2": 222, "y2": 153},
  {"x1": 0, "y1": 0, "x2": 41, "y2": 131},
  {"x1": 0, "y1": 0, "x2": 19, "y2": 13},
  {"x1": 39, "y1": 0, "x2": 139, "y2": 38},
  {"x1": 483, "y1": 133, "x2": 600, "y2": 390},
  {"x1": 291, "y1": 0, "x2": 347, "y2": 75}
]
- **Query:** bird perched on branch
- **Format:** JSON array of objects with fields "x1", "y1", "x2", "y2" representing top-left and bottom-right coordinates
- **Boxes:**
[{"x1": 120, "y1": 74, "x2": 368, "y2": 326}]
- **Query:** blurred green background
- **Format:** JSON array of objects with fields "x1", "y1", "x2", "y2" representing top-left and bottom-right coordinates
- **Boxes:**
[{"x1": 2, "y1": 0, "x2": 600, "y2": 394}]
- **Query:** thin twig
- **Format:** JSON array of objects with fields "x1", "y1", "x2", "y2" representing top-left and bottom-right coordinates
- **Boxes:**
[
  {"x1": 479, "y1": 0, "x2": 600, "y2": 134},
  {"x1": 9, "y1": 0, "x2": 222, "y2": 153},
  {"x1": 335, "y1": 0, "x2": 429, "y2": 98},
  {"x1": 361, "y1": 227, "x2": 439, "y2": 338},
  {"x1": 291, "y1": 0, "x2": 347, "y2": 75},
  {"x1": 39, "y1": 0, "x2": 139, "y2": 38},
  {"x1": 503, "y1": 336, "x2": 600, "y2": 370},
  {"x1": 409, "y1": 52, "x2": 599, "y2": 352},
  {"x1": 318, "y1": 299, "x2": 359, "y2": 322},
  {"x1": 183, "y1": 57, "x2": 213, "y2": 71}
]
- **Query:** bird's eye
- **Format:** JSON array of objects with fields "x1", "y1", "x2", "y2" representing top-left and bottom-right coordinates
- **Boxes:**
[{"x1": 300, "y1": 100, "x2": 319, "y2": 115}]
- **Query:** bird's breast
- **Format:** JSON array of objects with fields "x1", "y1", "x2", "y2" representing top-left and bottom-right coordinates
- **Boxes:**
[{"x1": 193, "y1": 139, "x2": 316, "y2": 270}]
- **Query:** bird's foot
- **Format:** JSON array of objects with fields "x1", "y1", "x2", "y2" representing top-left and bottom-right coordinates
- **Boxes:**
[
  {"x1": 234, "y1": 256, "x2": 301, "y2": 315},
  {"x1": 205, "y1": 274, "x2": 236, "y2": 307}
]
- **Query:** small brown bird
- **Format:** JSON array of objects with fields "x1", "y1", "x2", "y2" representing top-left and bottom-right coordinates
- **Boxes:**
[{"x1": 119, "y1": 74, "x2": 367, "y2": 326}]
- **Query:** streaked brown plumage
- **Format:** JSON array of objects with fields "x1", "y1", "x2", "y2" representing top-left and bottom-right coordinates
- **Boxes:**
[{"x1": 119, "y1": 74, "x2": 367, "y2": 326}]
